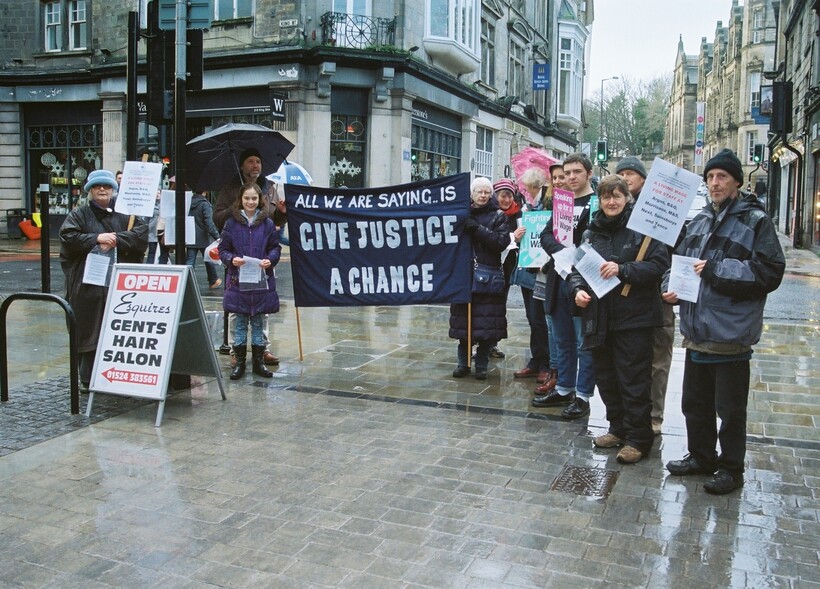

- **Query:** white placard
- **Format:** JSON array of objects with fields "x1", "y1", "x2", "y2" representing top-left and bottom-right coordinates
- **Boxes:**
[
  {"x1": 574, "y1": 243, "x2": 621, "y2": 298},
  {"x1": 115, "y1": 161, "x2": 163, "y2": 217},
  {"x1": 626, "y1": 157, "x2": 702, "y2": 246},
  {"x1": 160, "y1": 190, "x2": 193, "y2": 218},
  {"x1": 668, "y1": 254, "x2": 702, "y2": 303},
  {"x1": 82, "y1": 252, "x2": 113, "y2": 286},
  {"x1": 239, "y1": 256, "x2": 263, "y2": 283},
  {"x1": 552, "y1": 245, "x2": 577, "y2": 279},
  {"x1": 163, "y1": 216, "x2": 196, "y2": 246}
]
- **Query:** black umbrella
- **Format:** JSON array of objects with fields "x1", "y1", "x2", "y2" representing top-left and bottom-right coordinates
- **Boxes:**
[{"x1": 186, "y1": 123, "x2": 295, "y2": 192}]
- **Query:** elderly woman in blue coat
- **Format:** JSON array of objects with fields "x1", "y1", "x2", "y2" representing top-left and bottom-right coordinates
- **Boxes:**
[
  {"x1": 449, "y1": 176, "x2": 512, "y2": 380},
  {"x1": 218, "y1": 182, "x2": 281, "y2": 380}
]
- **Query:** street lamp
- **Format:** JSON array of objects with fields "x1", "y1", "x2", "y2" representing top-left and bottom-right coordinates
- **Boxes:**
[{"x1": 600, "y1": 76, "x2": 619, "y2": 139}]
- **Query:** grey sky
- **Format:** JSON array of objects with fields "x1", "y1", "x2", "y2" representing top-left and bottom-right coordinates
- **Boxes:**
[{"x1": 586, "y1": 0, "x2": 736, "y2": 95}]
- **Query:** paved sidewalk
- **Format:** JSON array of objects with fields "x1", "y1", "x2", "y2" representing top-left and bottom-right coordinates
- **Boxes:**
[{"x1": 0, "y1": 235, "x2": 818, "y2": 588}]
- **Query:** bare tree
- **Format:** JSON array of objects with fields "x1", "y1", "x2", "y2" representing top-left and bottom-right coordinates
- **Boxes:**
[{"x1": 583, "y1": 75, "x2": 672, "y2": 157}]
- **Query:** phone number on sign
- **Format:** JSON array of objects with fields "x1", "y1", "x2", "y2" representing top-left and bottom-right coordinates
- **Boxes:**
[{"x1": 111, "y1": 371, "x2": 157, "y2": 385}]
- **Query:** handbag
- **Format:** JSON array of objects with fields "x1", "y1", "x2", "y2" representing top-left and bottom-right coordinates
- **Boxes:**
[{"x1": 472, "y1": 261, "x2": 505, "y2": 295}]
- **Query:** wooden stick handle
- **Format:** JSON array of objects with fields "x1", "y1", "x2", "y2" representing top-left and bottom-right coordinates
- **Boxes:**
[
  {"x1": 295, "y1": 307, "x2": 303, "y2": 361},
  {"x1": 621, "y1": 236, "x2": 651, "y2": 297}
]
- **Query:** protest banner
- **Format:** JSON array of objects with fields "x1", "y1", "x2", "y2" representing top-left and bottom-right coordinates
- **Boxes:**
[
  {"x1": 552, "y1": 188, "x2": 574, "y2": 245},
  {"x1": 87, "y1": 264, "x2": 225, "y2": 426},
  {"x1": 284, "y1": 173, "x2": 473, "y2": 307},
  {"x1": 115, "y1": 161, "x2": 164, "y2": 217},
  {"x1": 517, "y1": 211, "x2": 552, "y2": 268}
]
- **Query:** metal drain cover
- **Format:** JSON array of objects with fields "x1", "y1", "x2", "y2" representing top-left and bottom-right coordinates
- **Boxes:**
[{"x1": 551, "y1": 465, "x2": 618, "y2": 497}]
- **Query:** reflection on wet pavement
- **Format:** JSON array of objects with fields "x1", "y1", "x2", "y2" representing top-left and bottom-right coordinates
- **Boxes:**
[{"x1": 0, "y1": 289, "x2": 818, "y2": 587}]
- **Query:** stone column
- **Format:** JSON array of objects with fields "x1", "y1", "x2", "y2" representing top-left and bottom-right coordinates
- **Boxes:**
[{"x1": 99, "y1": 92, "x2": 125, "y2": 172}]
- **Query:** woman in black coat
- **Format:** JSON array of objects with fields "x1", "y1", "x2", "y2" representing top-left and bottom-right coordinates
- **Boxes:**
[
  {"x1": 449, "y1": 177, "x2": 511, "y2": 380},
  {"x1": 567, "y1": 175, "x2": 669, "y2": 464},
  {"x1": 59, "y1": 169, "x2": 148, "y2": 390}
]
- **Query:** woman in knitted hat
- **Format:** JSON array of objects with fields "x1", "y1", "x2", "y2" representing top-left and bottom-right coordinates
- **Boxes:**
[
  {"x1": 489, "y1": 178, "x2": 526, "y2": 360},
  {"x1": 59, "y1": 169, "x2": 148, "y2": 392}
]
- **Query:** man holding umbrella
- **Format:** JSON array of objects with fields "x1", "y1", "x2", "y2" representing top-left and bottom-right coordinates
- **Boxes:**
[
  {"x1": 213, "y1": 148, "x2": 280, "y2": 231},
  {"x1": 213, "y1": 147, "x2": 282, "y2": 367}
]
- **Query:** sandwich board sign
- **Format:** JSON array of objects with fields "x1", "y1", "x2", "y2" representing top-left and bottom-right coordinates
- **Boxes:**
[{"x1": 86, "y1": 264, "x2": 226, "y2": 426}]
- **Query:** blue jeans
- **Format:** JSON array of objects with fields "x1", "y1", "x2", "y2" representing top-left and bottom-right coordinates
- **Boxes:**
[
  {"x1": 551, "y1": 279, "x2": 595, "y2": 399},
  {"x1": 546, "y1": 313, "x2": 558, "y2": 370},
  {"x1": 234, "y1": 313, "x2": 266, "y2": 346},
  {"x1": 186, "y1": 247, "x2": 218, "y2": 284},
  {"x1": 146, "y1": 242, "x2": 157, "y2": 264}
]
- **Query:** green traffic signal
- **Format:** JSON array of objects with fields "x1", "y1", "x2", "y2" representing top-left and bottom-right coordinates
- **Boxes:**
[{"x1": 596, "y1": 140, "x2": 608, "y2": 163}]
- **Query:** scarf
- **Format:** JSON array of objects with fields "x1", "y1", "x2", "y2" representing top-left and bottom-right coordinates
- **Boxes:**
[{"x1": 501, "y1": 200, "x2": 521, "y2": 217}]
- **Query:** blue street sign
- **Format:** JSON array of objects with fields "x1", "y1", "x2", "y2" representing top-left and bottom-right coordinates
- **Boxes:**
[
  {"x1": 158, "y1": 0, "x2": 212, "y2": 31},
  {"x1": 532, "y1": 63, "x2": 550, "y2": 91}
]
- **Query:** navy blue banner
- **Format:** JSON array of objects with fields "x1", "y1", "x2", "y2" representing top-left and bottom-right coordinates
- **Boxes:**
[{"x1": 285, "y1": 173, "x2": 473, "y2": 307}]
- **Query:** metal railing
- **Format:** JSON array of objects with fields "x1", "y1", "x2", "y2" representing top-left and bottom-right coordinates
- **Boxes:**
[
  {"x1": 320, "y1": 12, "x2": 396, "y2": 50},
  {"x1": 0, "y1": 293, "x2": 79, "y2": 414}
]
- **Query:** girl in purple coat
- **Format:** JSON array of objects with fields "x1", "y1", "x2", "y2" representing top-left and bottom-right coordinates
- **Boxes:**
[{"x1": 218, "y1": 183, "x2": 281, "y2": 380}]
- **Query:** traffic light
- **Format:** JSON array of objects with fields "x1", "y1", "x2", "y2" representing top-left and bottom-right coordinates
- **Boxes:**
[
  {"x1": 752, "y1": 144, "x2": 764, "y2": 164},
  {"x1": 186, "y1": 28, "x2": 204, "y2": 91},
  {"x1": 147, "y1": 1, "x2": 174, "y2": 124},
  {"x1": 596, "y1": 140, "x2": 608, "y2": 163}
]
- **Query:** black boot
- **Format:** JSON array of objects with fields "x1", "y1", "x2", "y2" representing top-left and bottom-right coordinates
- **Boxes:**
[
  {"x1": 230, "y1": 345, "x2": 247, "y2": 380},
  {"x1": 252, "y1": 345, "x2": 273, "y2": 377},
  {"x1": 453, "y1": 341, "x2": 470, "y2": 378}
]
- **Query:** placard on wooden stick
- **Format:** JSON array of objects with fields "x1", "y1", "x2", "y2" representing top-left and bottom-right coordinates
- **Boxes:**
[{"x1": 87, "y1": 264, "x2": 226, "y2": 426}]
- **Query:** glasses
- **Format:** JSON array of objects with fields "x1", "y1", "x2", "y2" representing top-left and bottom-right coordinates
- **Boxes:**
[
  {"x1": 599, "y1": 193, "x2": 627, "y2": 202},
  {"x1": 90, "y1": 185, "x2": 113, "y2": 191}
]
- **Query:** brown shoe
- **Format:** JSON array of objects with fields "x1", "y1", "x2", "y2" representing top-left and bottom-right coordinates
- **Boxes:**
[
  {"x1": 263, "y1": 351, "x2": 280, "y2": 365},
  {"x1": 535, "y1": 368, "x2": 558, "y2": 391},
  {"x1": 513, "y1": 367, "x2": 539, "y2": 378},
  {"x1": 651, "y1": 418, "x2": 663, "y2": 436},
  {"x1": 616, "y1": 446, "x2": 643, "y2": 464},
  {"x1": 535, "y1": 370, "x2": 549, "y2": 383},
  {"x1": 593, "y1": 433, "x2": 624, "y2": 448}
]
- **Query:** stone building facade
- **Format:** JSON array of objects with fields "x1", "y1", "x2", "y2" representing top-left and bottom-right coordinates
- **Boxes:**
[
  {"x1": 0, "y1": 0, "x2": 595, "y2": 236},
  {"x1": 770, "y1": 0, "x2": 820, "y2": 251},
  {"x1": 663, "y1": 0, "x2": 776, "y2": 190}
]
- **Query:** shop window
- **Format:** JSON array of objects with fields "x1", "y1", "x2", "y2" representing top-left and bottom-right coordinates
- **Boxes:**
[
  {"x1": 27, "y1": 124, "x2": 101, "y2": 222},
  {"x1": 43, "y1": 1, "x2": 87, "y2": 53},
  {"x1": 411, "y1": 124, "x2": 461, "y2": 182},
  {"x1": 329, "y1": 116, "x2": 367, "y2": 188}
]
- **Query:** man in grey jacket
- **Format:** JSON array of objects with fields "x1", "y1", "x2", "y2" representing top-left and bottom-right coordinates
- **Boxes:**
[{"x1": 662, "y1": 149, "x2": 785, "y2": 495}]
